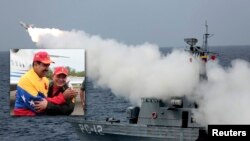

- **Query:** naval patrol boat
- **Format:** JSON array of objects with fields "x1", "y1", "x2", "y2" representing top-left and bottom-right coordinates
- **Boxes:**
[{"x1": 70, "y1": 24, "x2": 215, "y2": 141}]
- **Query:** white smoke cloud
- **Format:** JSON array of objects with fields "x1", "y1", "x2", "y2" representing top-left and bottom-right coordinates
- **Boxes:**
[
  {"x1": 28, "y1": 28, "x2": 201, "y2": 105},
  {"x1": 28, "y1": 27, "x2": 250, "y2": 125},
  {"x1": 194, "y1": 59, "x2": 250, "y2": 125},
  {"x1": 28, "y1": 28, "x2": 64, "y2": 43}
]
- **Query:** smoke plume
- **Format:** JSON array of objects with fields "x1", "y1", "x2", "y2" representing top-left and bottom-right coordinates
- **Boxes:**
[
  {"x1": 194, "y1": 59, "x2": 250, "y2": 125},
  {"x1": 28, "y1": 27, "x2": 250, "y2": 125}
]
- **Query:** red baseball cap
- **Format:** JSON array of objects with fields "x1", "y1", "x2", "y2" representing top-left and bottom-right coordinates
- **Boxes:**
[
  {"x1": 33, "y1": 51, "x2": 54, "y2": 64},
  {"x1": 53, "y1": 66, "x2": 68, "y2": 76}
]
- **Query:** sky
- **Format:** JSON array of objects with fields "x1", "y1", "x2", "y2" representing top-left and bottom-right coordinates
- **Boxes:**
[
  {"x1": 12, "y1": 49, "x2": 85, "y2": 71},
  {"x1": 1, "y1": 0, "x2": 250, "y2": 51}
]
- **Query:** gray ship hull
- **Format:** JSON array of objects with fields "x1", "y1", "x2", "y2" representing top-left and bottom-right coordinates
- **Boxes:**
[
  {"x1": 70, "y1": 119, "x2": 205, "y2": 141},
  {"x1": 70, "y1": 25, "x2": 214, "y2": 141}
]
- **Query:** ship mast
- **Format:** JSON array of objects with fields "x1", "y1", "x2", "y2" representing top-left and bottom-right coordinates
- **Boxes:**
[
  {"x1": 184, "y1": 22, "x2": 214, "y2": 81},
  {"x1": 203, "y1": 21, "x2": 212, "y2": 52}
]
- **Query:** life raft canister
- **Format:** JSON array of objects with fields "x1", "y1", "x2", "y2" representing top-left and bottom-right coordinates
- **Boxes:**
[{"x1": 152, "y1": 112, "x2": 157, "y2": 119}]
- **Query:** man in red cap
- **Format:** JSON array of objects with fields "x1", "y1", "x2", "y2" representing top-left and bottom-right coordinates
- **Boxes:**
[
  {"x1": 14, "y1": 51, "x2": 54, "y2": 116},
  {"x1": 34, "y1": 66, "x2": 78, "y2": 115}
]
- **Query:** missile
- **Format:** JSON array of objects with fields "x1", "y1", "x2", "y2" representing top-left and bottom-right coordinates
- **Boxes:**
[{"x1": 19, "y1": 21, "x2": 34, "y2": 30}]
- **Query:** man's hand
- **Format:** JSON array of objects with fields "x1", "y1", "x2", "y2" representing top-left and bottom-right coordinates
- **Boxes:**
[
  {"x1": 63, "y1": 88, "x2": 78, "y2": 99},
  {"x1": 34, "y1": 98, "x2": 48, "y2": 113}
]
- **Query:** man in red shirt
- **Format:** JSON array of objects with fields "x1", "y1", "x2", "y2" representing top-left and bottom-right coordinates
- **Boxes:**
[{"x1": 34, "y1": 66, "x2": 78, "y2": 115}]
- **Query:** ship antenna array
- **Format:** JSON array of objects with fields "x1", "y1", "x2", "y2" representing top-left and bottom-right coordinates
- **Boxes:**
[{"x1": 203, "y1": 21, "x2": 213, "y2": 52}]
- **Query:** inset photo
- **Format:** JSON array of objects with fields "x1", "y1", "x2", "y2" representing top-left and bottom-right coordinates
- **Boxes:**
[{"x1": 10, "y1": 49, "x2": 85, "y2": 116}]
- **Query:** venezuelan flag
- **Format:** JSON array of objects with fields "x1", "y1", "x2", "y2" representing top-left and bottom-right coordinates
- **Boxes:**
[
  {"x1": 15, "y1": 86, "x2": 46, "y2": 113},
  {"x1": 14, "y1": 69, "x2": 49, "y2": 116}
]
